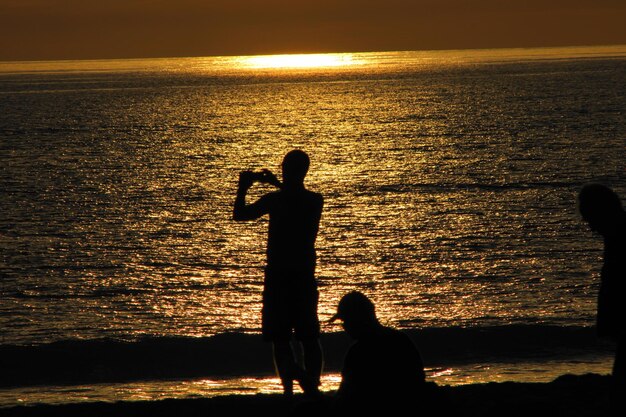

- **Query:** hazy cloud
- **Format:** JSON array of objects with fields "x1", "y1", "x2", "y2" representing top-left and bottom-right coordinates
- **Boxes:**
[{"x1": 1, "y1": 0, "x2": 625, "y2": 60}]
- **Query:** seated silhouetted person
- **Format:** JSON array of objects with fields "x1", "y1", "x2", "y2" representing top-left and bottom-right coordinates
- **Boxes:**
[
  {"x1": 578, "y1": 184, "x2": 626, "y2": 409},
  {"x1": 331, "y1": 291, "x2": 426, "y2": 413}
]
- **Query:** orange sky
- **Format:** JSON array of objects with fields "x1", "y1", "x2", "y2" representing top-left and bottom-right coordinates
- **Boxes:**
[{"x1": 1, "y1": 0, "x2": 625, "y2": 61}]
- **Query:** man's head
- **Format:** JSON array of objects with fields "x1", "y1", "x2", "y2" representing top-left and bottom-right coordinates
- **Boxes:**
[
  {"x1": 578, "y1": 184, "x2": 624, "y2": 236},
  {"x1": 281, "y1": 150, "x2": 310, "y2": 187},
  {"x1": 331, "y1": 291, "x2": 378, "y2": 339}
]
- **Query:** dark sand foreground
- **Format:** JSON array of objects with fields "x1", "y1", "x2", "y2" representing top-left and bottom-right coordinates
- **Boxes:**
[{"x1": 0, "y1": 374, "x2": 613, "y2": 417}]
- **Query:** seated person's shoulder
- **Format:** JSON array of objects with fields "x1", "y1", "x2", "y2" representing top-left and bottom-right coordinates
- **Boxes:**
[{"x1": 381, "y1": 326, "x2": 411, "y2": 343}]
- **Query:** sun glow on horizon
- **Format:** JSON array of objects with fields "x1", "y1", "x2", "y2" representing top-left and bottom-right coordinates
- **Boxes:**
[{"x1": 239, "y1": 53, "x2": 359, "y2": 69}]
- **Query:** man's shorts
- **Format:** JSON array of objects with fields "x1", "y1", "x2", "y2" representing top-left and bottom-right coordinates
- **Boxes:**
[{"x1": 262, "y1": 268, "x2": 320, "y2": 342}]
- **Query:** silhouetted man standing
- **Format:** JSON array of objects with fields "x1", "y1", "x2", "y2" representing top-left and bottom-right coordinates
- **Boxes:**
[
  {"x1": 233, "y1": 150, "x2": 323, "y2": 397},
  {"x1": 579, "y1": 184, "x2": 626, "y2": 411},
  {"x1": 331, "y1": 291, "x2": 426, "y2": 413}
]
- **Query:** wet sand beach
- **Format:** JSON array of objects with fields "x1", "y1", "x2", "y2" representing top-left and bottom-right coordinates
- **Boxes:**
[{"x1": 0, "y1": 373, "x2": 611, "y2": 417}]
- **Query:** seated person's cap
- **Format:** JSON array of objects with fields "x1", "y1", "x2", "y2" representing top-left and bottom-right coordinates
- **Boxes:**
[{"x1": 330, "y1": 291, "x2": 375, "y2": 322}]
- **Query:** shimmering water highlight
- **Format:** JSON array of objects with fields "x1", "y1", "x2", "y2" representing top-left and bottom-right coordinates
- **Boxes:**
[{"x1": 1, "y1": 46, "x2": 625, "y2": 405}]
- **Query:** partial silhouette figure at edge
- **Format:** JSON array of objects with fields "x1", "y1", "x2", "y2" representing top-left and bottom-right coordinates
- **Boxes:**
[
  {"x1": 579, "y1": 183, "x2": 626, "y2": 413},
  {"x1": 233, "y1": 150, "x2": 324, "y2": 398},
  {"x1": 330, "y1": 291, "x2": 427, "y2": 413}
]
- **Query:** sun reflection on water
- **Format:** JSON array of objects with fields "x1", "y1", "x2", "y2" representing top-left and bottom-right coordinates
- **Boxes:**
[{"x1": 236, "y1": 53, "x2": 360, "y2": 69}]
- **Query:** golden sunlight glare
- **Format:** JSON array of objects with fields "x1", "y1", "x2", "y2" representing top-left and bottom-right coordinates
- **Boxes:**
[{"x1": 240, "y1": 53, "x2": 358, "y2": 69}]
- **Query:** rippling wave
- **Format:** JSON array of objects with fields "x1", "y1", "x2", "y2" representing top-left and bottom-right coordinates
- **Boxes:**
[{"x1": 0, "y1": 325, "x2": 613, "y2": 389}]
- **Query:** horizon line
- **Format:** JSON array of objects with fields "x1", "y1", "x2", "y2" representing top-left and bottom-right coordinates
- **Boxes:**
[{"x1": 2, "y1": 43, "x2": 626, "y2": 64}]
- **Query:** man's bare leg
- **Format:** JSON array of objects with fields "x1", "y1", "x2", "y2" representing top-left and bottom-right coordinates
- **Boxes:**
[
  {"x1": 302, "y1": 339, "x2": 323, "y2": 388},
  {"x1": 274, "y1": 340, "x2": 322, "y2": 397},
  {"x1": 273, "y1": 341, "x2": 296, "y2": 397}
]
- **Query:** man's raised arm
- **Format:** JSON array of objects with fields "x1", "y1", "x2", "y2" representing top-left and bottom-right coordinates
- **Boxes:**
[{"x1": 233, "y1": 171, "x2": 270, "y2": 221}]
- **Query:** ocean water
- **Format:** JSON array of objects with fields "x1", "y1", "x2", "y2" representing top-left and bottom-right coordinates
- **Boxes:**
[{"x1": 1, "y1": 46, "x2": 625, "y2": 406}]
